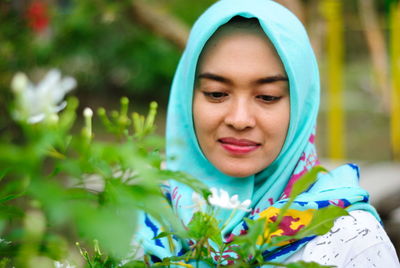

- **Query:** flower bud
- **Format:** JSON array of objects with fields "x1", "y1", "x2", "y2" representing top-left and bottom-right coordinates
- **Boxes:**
[
  {"x1": 83, "y1": 107, "x2": 93, "y2": 118},
  {"x1": 83, "y1": 107, "x2": 93, "y2": 139},
  {"x1": 11, "y1": 72, "x2": 28, "y2": 93}
]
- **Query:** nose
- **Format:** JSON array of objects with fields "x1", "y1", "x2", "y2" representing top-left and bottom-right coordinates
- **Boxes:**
[{"x1": 224, "y1": 99, "x2": 256, "y2": 131}]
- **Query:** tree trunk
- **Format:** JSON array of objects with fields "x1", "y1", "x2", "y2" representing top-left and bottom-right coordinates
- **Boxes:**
[
  {"x1": 358, "y1": 0, "x2": 390, "y2": 112},
  {"x1": 307, "y1": 0, "x2": 326, "y2": 61},
  {"x1": 130, "y1": 0, "x2": 189, "y2": 51}
]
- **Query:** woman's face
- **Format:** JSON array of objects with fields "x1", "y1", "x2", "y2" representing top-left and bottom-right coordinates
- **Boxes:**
[{"x1": 193, "y1": 29, "x2": 290, "y2": 178}]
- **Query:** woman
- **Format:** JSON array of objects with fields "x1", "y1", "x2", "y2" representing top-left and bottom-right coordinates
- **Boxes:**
[{"x1": 137, "y1": 0, "x2": 400, "y2": 266}]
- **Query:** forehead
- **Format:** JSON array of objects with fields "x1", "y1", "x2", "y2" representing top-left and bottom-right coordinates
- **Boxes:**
[
  {"x1": 195, "y1": 24, "x2": 286, "y2": 82},
  {"x1": 200, "y1": 20, "x2": 268, "y2": 58},
  {"x1": 196, "y1": 19, "x2": 283, "y2": 70}
]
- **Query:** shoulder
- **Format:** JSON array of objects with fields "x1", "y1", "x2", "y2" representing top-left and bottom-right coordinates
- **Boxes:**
[{"x1": 286, "y1": 210, "x2": 400, "y2": 267}]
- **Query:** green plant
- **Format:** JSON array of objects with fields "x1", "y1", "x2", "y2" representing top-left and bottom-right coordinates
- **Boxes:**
[
  {"x1": 0, "y1": 70, "x2": 207, "y2": 267},
  {"x1": 0, "y1": 70, "x2": 344, "y2": 267}
]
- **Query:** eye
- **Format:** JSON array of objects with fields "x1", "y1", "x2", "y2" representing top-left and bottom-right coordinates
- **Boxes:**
[
  {"x1": 256, "y1": 95, "x2": 282, "y2": 103},
  {"x1": 202, "y1": 91, "x2": 228, "y2": 102}
]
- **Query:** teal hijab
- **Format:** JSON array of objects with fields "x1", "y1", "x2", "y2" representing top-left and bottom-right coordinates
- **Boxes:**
[
  {"x1": 167, "y1": 0, "x2": 319, "y2": 229},
  {"x1": 138, "y1": 0, "x2": 378, "y2": 264}
]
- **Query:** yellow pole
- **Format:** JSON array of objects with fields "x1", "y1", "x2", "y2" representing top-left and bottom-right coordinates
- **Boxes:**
[
  {"x1": 390, "y1": 2, "x2": 400, "y2": 161},
  {"x1": 322, "y1": 0, "x2": 345, "y2": 160}
]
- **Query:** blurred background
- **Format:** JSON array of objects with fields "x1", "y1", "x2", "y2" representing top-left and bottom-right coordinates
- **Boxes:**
[{"x1": 0, "y1": 0, "x2": 399, "y2": 255}]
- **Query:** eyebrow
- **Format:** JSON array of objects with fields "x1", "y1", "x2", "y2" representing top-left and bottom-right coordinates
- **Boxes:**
[
  {"x1": 255, "y1": 75, "x2": 288, "y2": 85},
  {"x1": 197, "y1": 73, "x2": 231, "y2": 84},
  {"x1": 197, "y1": 72, "x2": 288, "y2": 85}
]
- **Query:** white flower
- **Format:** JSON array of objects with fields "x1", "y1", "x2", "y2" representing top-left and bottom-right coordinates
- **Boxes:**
[
  {"x1": 11, "y1": 69, "x2": 77, "y2": 124},
  {"x1": 190, "y1": 191, "x2": 207, "y2": 212},
  {"x1": 71, "y1": 167, "x2": 138, "y2": 192},
  {"x1": 0, "y1": 238, "x2": 11, "y2": 245},
  {"x1": 54, "y1": 261, "x2": 76, "y2": 268},
  {"x1": 208, "y1": 187, "x2": 251, "y2": 211},
  {"x1": 184, "y1": 192, "x2": 207, "y2": 212}
]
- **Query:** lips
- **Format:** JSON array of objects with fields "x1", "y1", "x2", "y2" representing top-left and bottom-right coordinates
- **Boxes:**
[{"x1": 218, "y1": 137, "x2": 261, "y2": 154}]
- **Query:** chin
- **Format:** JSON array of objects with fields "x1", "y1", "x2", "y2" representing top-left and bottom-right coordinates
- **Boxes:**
[
  {"x1": 215, "y1": 159, "x2": 271, "y2": 178},
  {"x1": 218, "y1": 166, "x2": 258, "y2": 178}
]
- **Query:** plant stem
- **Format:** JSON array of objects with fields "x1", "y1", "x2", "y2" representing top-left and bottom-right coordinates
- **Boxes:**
[{"x1": 220, "y1": 208, "x2": 237, "y2": 231}]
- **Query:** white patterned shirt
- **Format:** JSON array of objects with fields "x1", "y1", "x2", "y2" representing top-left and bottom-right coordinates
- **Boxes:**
[{"x1": 285, "y1": 210, "x2": 400, "y2": 267}]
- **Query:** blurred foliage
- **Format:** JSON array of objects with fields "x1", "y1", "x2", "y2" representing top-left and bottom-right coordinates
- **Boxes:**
[
  {"x1": 0, "y1": 82, "x2": 210, "y2": 266},
  {"x1": 0, "y1": 70, "x2": 343, "y2": 267},
  {"x1": 0, "y1": 0, "x2": 216, "y2": 104}
]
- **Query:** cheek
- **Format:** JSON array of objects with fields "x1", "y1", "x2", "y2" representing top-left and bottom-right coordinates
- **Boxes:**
[
  {"x1": 277, "y1": 102, "x2": 290, "y2": 144},
  {"x1": 193, "y1": 93, "x2": 204, "y2": 133},
  {"x1": 193, "y1": 92, "x2": 224, "y2": 136},
  {"x1": 279, "y1": 104, "x2": 290, "y2": 134},
  {"x1": 193, "y1": 93, "x2": 212, "y2": 141},
  {"x1": 261, "y1": 101, "x2": 290, "y2": 141}
]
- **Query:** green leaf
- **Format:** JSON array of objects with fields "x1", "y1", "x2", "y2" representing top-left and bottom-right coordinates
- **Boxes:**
[
  {"x1": 294, "y1": 206, "x2": 348, "y2": 238},
  {"x1": 237, "y1": 218, "x2": 265, "y2": 243},
  {"x1": 290, "y1": 166, "x2": 327, "y2": 198},
  {"x1": 269, "y1": 234, "x2": 294, "y2": 246},
  {"x1": 43, "y1": 234, "x2": 69, "y2": 260},
  {"x1": 0, "y1": 176, "x2": 30, "y2": 203},
  {"x1": 74, "y1": 204, "x2": 138, "y2": 259},
  {"x1": 0, "y1": 258, "x2": 11, "y2": 268},
  {"x1": 159, "y1": 170, "x2": 210, "y2": 197},
  {"x1": 270, "y1": 166, "x2": 327, "y2": 233},
  {"x1": 187, "y1": 211, "x2": 222, "y2": 246},
  {"x1": 0, "y1": 168, "x2": 11, "y2": 181},
  {"x1": 153, "y1": 231, "x2": 172, "y2": 240},
  {"x1": 232, "y1": 218, "x2": 265, "y2": 259},
  {"x1": 269, "y1": 206, "x2": 348, "y2": 248},
  {"x1": 0, "y1": 205, "x2": 24, "y2": 219},
  {"x1": 285, "y1": 260, "x2": 335, "y2": 268}
]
